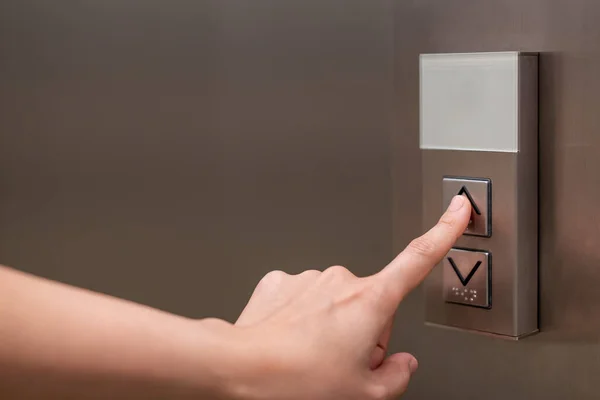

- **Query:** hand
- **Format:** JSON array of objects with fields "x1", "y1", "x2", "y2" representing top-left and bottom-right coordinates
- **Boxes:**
[{"x1": 229, "y1": 195, "x2": 471, "y2": 400}]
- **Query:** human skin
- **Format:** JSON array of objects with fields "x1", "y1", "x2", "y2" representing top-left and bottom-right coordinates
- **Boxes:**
[{"x1": 0, "y1": 195, "x2": 471, "y2": 399}]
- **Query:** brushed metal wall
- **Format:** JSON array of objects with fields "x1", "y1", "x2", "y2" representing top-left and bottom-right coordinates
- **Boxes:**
[
  {"x1": 393, "y1": 1, "x2": 600, "y2": 399},
  {"x1": 0, "y1": 1, "x2": 393, "y2": 320},
  {"x1": 3, "y1": 1, "x2": 600, "y2": 399}
]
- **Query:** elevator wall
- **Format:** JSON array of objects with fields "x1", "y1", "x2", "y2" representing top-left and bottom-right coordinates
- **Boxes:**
[{"x1": 2, "y1": 1, "x2": 600, "y2": 399}]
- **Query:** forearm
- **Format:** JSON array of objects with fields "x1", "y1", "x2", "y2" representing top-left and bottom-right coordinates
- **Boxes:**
[{"x1": 0, "y1": 265, "x2": 240, "y2": 399}]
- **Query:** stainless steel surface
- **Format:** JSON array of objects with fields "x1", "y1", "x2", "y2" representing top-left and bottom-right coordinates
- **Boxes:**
[
  {"x1": 516, "y1": 51, "x2": 540, "y2": 335},
  {"x1": 443, "y1": 248, "x2": 491, "y2": 308},
  {"x1": 0, "y1": 0, "x2": 393, "y2": 319},
  {"x1": 442, "y1": 177, "x2": 491, "y2": 237},
  {"x1": 422, "y1": 52, "x2": 538, "y2": 338},
  {"x1": 394, "y1": 1, "x2": 600, "y2": 399},
  {"x1": 2, "y1": 0, "x2": 600, "y2": 399}
]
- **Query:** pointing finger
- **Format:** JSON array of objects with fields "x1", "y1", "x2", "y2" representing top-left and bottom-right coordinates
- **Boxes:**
[{"x1": 374, "y1": 195, "x2": 471, "y2": 309}]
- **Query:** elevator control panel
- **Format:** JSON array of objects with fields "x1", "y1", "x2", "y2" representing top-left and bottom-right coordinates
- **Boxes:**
[{"x1": 419, "y1": 52, "x2": 539, "y2": 339}]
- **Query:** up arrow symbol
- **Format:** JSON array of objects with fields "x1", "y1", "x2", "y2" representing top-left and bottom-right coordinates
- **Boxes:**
[
  {"x1": 457, "y1": 186, "x2": 481, "y2": 215},
  {"x1": 448, "y1": 257, "x2": 482, "y2": 286}
]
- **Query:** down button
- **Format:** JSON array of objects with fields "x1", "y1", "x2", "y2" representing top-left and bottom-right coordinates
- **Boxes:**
[{"x1": 443, "y1": 248, "x2": 491, "y2": 309}]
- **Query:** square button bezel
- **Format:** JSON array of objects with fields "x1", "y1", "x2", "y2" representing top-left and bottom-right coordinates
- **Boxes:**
[
  {"x1": 443, "y1": 247, "x2": 491, "y2": 309},
  {"x1": 442, "y1": 176, "x2": 491, "y2": 237}
]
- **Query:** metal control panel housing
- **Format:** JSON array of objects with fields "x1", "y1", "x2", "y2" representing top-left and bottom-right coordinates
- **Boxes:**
[{"x1": 420, "y1": 52, "x2": 538, "y2": 339}]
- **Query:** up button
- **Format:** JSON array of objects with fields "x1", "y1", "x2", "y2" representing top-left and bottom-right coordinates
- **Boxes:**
[{"x1": 442, "y1": 176, "x2": 491, "y2": 237}]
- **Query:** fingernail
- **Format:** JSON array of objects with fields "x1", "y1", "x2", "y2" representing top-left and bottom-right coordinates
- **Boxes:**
[
  {"x1": 448, "y1": 195, "x2": 465, "y2": 212},
  {"x1": 409, "y1": 358, "x2": 419, "y2": 374}
]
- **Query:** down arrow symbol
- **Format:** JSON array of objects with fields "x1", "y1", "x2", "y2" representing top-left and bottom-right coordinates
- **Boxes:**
[{"x1": 448, "y1": 257, "x2": 482, "y2": 287}]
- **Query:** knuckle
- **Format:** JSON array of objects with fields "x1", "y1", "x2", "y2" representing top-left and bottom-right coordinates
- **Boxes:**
[
  {"x1": 323, "y1": 265, "x2": 354, "y2": 279},
  {"x1": 258, "y1": 270, "x2": 288, "y2": 289},
  {"x1": 407, "y1": 236, "x2": 437, "y2": 258},
  {"x1": 297, "y1": 269, "x2": 321, "y2": 279},
  {"x1": 328, "y1": 265, "x2": 349, "y2": 274}
]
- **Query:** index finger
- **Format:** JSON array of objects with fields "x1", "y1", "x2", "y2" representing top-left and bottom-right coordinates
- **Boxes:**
[{"x1": 373, "y1": 195, "x2": 472, "y2": 309}]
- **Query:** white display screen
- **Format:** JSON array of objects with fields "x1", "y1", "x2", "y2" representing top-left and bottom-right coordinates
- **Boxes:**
[{"x1": 420, "y1": 52, "x2": 519, "y2": 152}]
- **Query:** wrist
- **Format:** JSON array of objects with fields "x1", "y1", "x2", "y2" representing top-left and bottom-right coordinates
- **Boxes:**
[
  {"x1": 185, "y1": 318, "x2": 256, "y2": 400},
  {"x1": 192, "y1": 321, "x2": 284, "y2": 400}
]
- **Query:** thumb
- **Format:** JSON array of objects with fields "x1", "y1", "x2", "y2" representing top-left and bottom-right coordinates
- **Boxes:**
[{"x1": 371, "y1": 353, "x2": 418, "y2": 399}]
